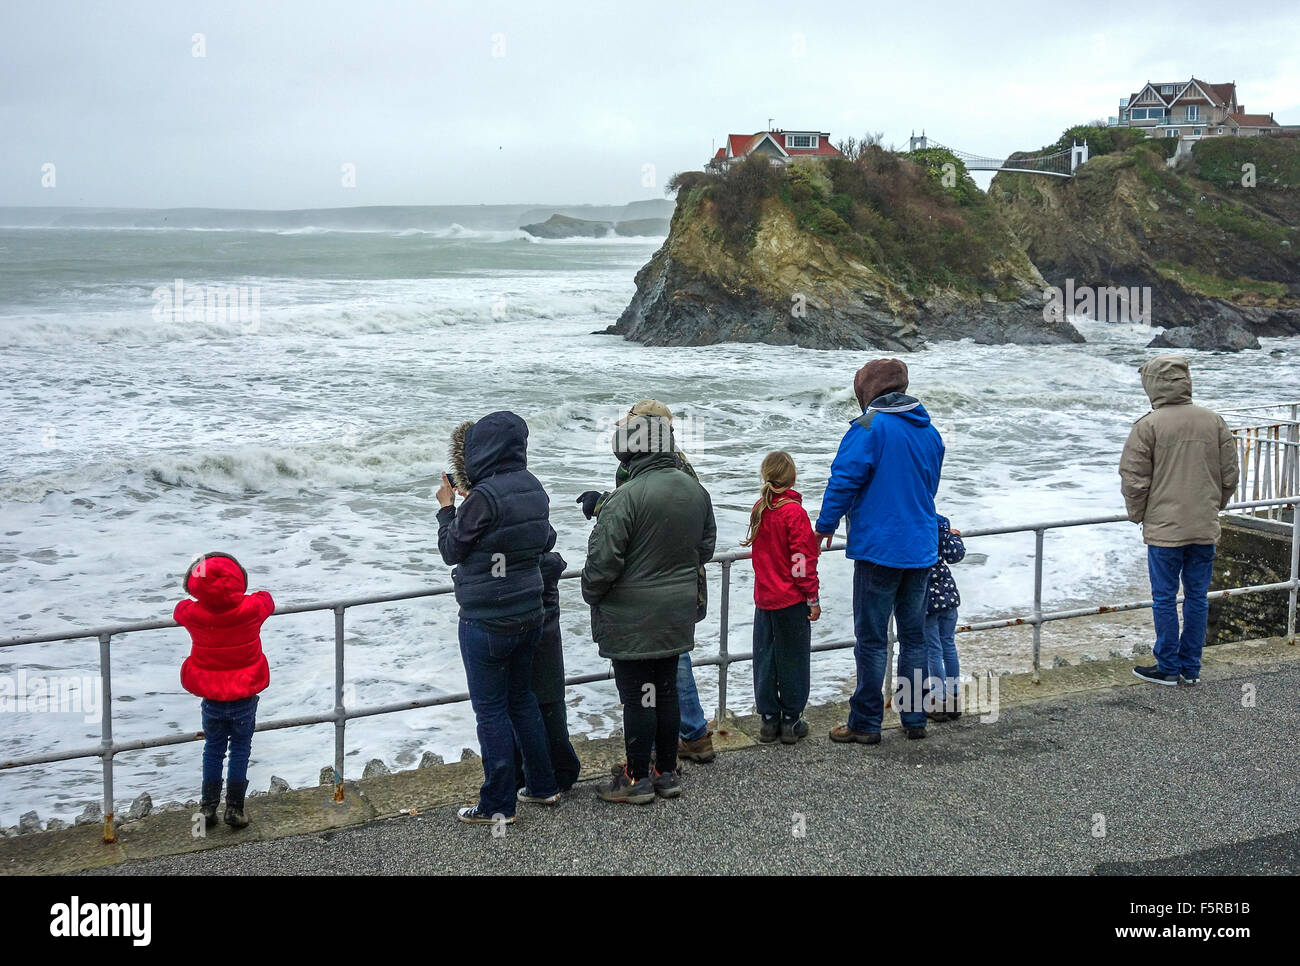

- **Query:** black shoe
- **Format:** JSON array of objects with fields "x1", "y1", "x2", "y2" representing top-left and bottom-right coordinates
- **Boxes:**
[
  {"x1": 905, "y1": 727, "x2": 927, "y2": 740},
  {"x1": 926, "y1": 710, "x2": 951, "y2": 723},
  {"x1": 457, "y1": 804, "x2": 514, "y2": 825},
  {"x1": 758, "y1": 718, "x2": 780, "y2": 743},
  {"x1": 1132, "y1": 665, "x2": 1178, "y2": 686},
  {"x1": 1179, "y1": 673, "x2": 1200, "y2": 686},
  {"x1": 199, "y1": 781, "x2": 222, "y2": 829},
  {"x1": 780, "y1": 718, "x2": 809, "y2": 744},
  {"x1": 223, "y1": 779, "x2": 250, "y2": 829}
]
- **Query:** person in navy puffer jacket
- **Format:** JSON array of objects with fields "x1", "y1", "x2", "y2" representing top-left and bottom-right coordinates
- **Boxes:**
[
  {"x1": 815, "y1": 358, "x2": 945, "y2": 744},
  {"x1": 438, "y1": 411, "x2": 560, "y2": 825}
]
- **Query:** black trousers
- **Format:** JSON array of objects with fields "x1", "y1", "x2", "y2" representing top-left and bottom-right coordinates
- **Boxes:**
[
  {"x1": 612, "y1": 655, "x2": 680, "y2": 779},
  {"x1": 752, "y1": 602, "x2": 811, "y2": 721},
  {"x1": 514, "y1": 699, "x2": 582, "y2": 792}
]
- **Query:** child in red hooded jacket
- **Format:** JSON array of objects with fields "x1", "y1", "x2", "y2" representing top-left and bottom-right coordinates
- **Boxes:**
[
  {"x1": 174, "y1": 552, "x2": 273, "y2": 830},
  {"x1": 742, "y1": 451, "x2": 821, "y2": 746}
]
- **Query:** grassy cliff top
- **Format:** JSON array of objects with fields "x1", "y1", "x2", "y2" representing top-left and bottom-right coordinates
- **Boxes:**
[
  {"x1": 667, "y1": 148, "x2": 1038, "y2": 298},
  {"x1": 991, "y1": 127, "x2": 1300, "y2": 309}
]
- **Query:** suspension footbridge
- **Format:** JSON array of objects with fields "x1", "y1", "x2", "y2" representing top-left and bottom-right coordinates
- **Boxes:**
[{"x1": 910, "y1": 132, "x2": 1088, "y2": 178}]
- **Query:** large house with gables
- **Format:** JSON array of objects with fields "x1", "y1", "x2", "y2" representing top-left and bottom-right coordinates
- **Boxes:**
[
  {"x1": 708, "y1": 129, "x2": 841, "y2": 170},
  {"x1": 1109, "y1": 78, "x2": 1284, "y2": 141}
]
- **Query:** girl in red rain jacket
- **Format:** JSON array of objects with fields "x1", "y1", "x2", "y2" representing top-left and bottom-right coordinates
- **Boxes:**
[
  {"x1": 742, "y1": 451, "x2": 820, "y2": 745},
  {"x1": 174, "y1": 552, "x2": 272, "y2": 830}
]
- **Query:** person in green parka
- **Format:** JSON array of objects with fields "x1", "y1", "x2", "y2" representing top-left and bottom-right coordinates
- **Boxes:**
[
  {"x1": 576, "y1": 399, "x2": 718, "y2": 765},
  {"x1": 581, "y1": 413, "x2": 717, "y2": 804}
]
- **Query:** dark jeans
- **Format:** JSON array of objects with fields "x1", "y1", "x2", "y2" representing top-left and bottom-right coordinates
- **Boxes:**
[
  {"x1": 1148, "y1": 544, "x2": 1217, "y2": 678},
  {"x1": 849, "y1": 560, "x2": 929, "y2": 732},
  {"x1": 612, "y1": 655, "x2": 680, "y2": 779},
  {"x1": 459, "y1": 617, "x2": 558, "y2": 817},
  {"x1": 201, "y1": 695, "x2": 258, "y2": 785},
  {"x1": 752, "y1": 602, "x2": 811, "y2": 721},
  {"x1": 514, "y1": 700, "x2": 581, "y2": 792}
]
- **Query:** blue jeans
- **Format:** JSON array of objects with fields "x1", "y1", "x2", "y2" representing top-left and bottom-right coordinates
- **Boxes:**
[
  {"x1": 677, "y1": 652, "x2": 708, "y2": 741},
  {"x1": 849, "y1": 561, "x2": 929, "y2": 732},
  {"x1": 925, "y1": 608, "x2": 960, "y2": 700},
  {"x1": 459, "y1": 618, "x2": 558, "y2": 817},
  {"x1": 1148, "y1": 544, "x2": 1216, "y2": 678},
  {"x1": 201, "y1": 695, "x2": 258, "y2": 785}
]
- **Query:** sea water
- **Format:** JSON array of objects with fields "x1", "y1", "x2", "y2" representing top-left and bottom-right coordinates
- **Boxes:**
[{"x1": 1, "y1": 217, "x2": 1296, "y2": 822}]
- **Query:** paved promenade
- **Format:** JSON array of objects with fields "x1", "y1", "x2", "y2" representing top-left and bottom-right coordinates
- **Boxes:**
[{"x1": 4, "y1": 637, "x2": 1297, "y2": 876}]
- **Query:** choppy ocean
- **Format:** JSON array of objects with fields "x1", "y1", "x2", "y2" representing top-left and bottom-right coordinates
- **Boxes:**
[{"x1": 2, "y1": 209, "x2": 1296, "y2": 823}]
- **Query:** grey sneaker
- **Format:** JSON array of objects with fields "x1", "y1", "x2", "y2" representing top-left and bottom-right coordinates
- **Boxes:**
[
  {"x1": 1179, "y1": 673, "x2": 1200, "y2": 686},
  {"x1": 652, "y1": 766, "x2": 682, "y2": 799},
  {"x1": 758, "y1": 718, "x2": 780, "y2": 743},
  {"x1": 597, "y1": 765, "x2": 655, "y2": 805},
  {"x1": 780, "y1": 718, "x2": 810, "y2": 745}
]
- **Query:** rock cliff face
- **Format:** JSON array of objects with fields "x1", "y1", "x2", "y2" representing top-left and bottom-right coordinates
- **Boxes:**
[
  {"x1": 991, "y1": 135, "x2": 1300, "y2": 351},
  {"x1": 611, "y1": 153, "x2": 1082, "y2": 349}
]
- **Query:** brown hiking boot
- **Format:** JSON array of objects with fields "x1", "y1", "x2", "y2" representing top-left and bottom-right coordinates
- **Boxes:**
[{"x1": 678, "y1": 731, "x2": 716, "y2": 763}]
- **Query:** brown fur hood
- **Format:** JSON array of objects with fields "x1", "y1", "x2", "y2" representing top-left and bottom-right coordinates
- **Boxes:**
[{"x1": 449, "y1": 420, "x2": 474, "y2": 491}]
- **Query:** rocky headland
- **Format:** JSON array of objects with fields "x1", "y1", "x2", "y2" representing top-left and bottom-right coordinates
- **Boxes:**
[{"x1": 610, "y1": 129, "x2": 1300, "y2": 352}]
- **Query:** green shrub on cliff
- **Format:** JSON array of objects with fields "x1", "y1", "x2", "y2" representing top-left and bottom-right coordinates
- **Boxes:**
[
  {"x1": 665, "y1": 148, "x2": 1031, "y2": 297},
  {"x1": 1192, "y1": 135, "x2": 1300, "y2": 189},
  {"x1": 906, "y1": 147, "x2": 982, "y2": 206},
  {"x1": 1044, "y1": 124, "x2": 1148, "y2": 158}
]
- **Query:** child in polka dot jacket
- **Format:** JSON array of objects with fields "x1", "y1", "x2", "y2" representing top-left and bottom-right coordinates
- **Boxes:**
[{"x1": 926, "y1": 514, "x2": 966, "y2": 721}]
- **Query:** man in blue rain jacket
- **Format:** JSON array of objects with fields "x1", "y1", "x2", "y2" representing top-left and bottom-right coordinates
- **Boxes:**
[{"x1": 815, "y1": 359, "x2": 945, "y2": 742}]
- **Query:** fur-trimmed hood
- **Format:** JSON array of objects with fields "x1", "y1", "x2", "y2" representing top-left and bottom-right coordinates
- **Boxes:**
[
  {"x1": 449, "y1": 420, "x2": 473, "y2": 491},
  {"x1": 448, "y1": 411, "x2": 530, "y2": 489}
]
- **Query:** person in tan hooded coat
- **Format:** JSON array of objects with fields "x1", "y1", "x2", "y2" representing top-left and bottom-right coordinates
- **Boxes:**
[{"x1": 1119, "y1": 355, "x2": 1239, "y2": 686}]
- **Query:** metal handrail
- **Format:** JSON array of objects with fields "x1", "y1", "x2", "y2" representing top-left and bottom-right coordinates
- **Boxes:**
[
  {"x1": 1229, "y1": 407, "x2": 1300, "y2": 521},
  {"x1": 2, "y1": 496, "x2": 1297, "y2": 843}
]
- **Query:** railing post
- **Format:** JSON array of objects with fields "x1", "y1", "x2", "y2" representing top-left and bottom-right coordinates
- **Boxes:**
[
  {"x1": 333, "y1": 606, "x2": 346, "y2": 802},
  {"x1": 1032, "y1": 529, "x2": 1045, "y2": 684},
  {"x1": 1288, "y1": 505, "x2": 1298, "y2": 644},
  {"x1": 716, "y1": 561, "x2": 730, "y2": 730},
  {"x1": 98, "y1": 632, "x2": 116, "y2": 843},
  {"x1": 1289, "y1": 406, "x2": 1299, "y2": 499}
]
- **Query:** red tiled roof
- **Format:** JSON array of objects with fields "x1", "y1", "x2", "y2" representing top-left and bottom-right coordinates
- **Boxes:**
[
  {"x1": 1227, "y1": 112, "x2": 1278, "y2": 127},
  {"x1": 712, "y1": 147, "x2": 726, "y2": 160},
  {"x1": 726, "y1": 133, "x2": 765, "y2": 157},
  {"x1": 724, "y1": 131, "x2": 841, "y2": 159}
]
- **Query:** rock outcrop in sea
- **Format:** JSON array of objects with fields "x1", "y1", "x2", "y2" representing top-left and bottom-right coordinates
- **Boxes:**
[{"x1": 521, "y1": 213, "x2": 671, "y2": 239}]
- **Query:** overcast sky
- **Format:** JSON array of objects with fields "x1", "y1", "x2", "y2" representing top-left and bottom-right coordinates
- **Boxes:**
[{"x1": 2, "y1": 0, "x2": 1298, "y2": 208}]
